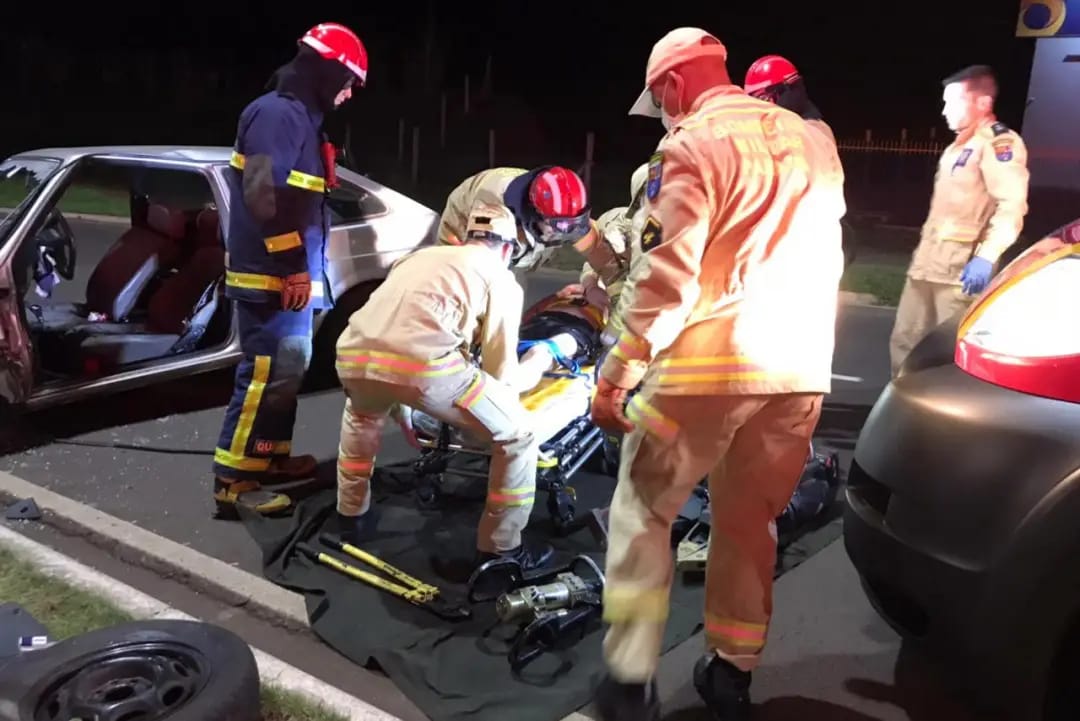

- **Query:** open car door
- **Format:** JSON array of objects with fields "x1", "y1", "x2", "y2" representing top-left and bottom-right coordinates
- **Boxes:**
[{"x1": 0, "y1": 155, "x2": 77, "y2": 408}]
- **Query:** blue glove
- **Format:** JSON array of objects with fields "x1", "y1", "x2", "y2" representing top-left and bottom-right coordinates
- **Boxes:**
[{"x1": 960, "y1": 257, "x2": 993, "y2": 295}]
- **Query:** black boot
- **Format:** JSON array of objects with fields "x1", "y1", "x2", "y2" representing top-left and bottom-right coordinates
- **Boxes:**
[
  {"x1": 476, "y1": 541, "x2": 554, "y2": 572},
  {"x1": 336, "y1": 508, "x2": 380, "y2": 545},
  {"x1": 693, "y1": 654, "x2": 752, "y2": 720},
  {"x1": 593, "y1": 675, "x2": 660, "y2": 721}
]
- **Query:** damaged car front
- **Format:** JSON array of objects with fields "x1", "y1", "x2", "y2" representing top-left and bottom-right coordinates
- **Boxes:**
[
  {"x1": 0, "y1": 155, "x2": 66, "y2": 407},
  {"x1": 845, "y1": 221, "x2": 1080, "y2": 721}
]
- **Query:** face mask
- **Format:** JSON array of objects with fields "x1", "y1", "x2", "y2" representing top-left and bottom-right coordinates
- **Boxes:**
[{"x1": 658, "y1": 76, "x2": 683, "y2": 131}]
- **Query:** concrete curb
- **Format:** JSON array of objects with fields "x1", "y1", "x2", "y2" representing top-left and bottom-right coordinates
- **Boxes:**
[
  {"x1": 0, "y1": 471, "x2": 600, "y2": 721},
  {"x1": 0, "y1": 522, "x2": 400, "y2": 721},
  {"x1": 0, "y1": 470, "x2": 309, "y2": 631}
]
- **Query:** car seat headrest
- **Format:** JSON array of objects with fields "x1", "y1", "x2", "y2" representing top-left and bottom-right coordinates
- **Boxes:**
[
  {"x1": 146, "y1": 204, "x2": 187, "y2": 240},
  {"x1": 194, "y1": 208, "x2": 222, "y2": 248}
]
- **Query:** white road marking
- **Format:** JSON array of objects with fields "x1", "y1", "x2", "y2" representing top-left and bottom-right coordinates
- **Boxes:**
[{"x1": 831, "y1": 373, "x2": 864, "y2": 383}]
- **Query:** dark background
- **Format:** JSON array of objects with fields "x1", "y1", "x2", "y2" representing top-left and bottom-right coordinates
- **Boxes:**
[{"x1": 0, "y1": 0, "x2": 1038, "y2": 223}]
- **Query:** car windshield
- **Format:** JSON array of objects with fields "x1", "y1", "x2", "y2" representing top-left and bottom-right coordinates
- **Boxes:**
[{"x1": 0, "y1": 156, "x2": 64, "y2": 244}]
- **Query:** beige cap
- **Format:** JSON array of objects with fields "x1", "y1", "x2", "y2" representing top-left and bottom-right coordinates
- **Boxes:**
[{"x1": 628, "y1": 27, "x2": 728, "y2": 117}]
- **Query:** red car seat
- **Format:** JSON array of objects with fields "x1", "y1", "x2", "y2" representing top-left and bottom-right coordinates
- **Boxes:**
[
  {"x1": 84, "y1": 203, "x2": 187, "y2": 321},
  {"x1": 146, "y1": 208, "x2": 226, "y2": 334}
]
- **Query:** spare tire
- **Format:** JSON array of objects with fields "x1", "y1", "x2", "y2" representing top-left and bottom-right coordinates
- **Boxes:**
[{"x1": 0, "y1": 619, "x2": 260, "y2": 721}]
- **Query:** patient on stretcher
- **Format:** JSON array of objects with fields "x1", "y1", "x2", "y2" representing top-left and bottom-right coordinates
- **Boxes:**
[{"x1": 411, "y1": 285, "x2": 606, "y2": 451}]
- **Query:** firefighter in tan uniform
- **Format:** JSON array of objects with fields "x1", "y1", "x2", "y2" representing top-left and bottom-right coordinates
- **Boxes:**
[
  {"x1": 333, "y1": 205, "x2": 557, "y2": 572},
  {"x1": 439, "y1": 166, "x2": 619, "y2": 292},
  {"x1": 889, "y1": 64, "x2": 1029, "y2": 376},
  {"x1": 589, "y1": 28, "x2": 847, "y2": 721},
  {"x1": 577, "y1": 162, "x2": 650, "y2": 347}
]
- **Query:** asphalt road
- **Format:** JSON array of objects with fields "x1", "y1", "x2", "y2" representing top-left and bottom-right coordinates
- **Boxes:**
[
  {"x1": 0, "y1": 219, "x2": 893, "y2": 571},
  {"x1": 1, "y1": 218, "x2": 966, "y2": 721}
]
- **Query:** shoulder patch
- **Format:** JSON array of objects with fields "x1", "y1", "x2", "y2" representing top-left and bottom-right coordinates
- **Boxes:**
[
  {"x1": 992, "y1": 136, "x2": 1014, "y2": 162},
  {"x1": 646, "y1": 152, "x2": 663, "y2": 201},
  {"x1": 640, "y1": 215, "x2": 662, "y2": 252},
  {"x1": 991, "y1": 121, "x2": 1010, "y2": 137}
]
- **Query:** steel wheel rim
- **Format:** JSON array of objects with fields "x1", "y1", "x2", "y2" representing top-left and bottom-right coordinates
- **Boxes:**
[{"x1": 32, "y1": 641, "x2": 209, "y2": 721}]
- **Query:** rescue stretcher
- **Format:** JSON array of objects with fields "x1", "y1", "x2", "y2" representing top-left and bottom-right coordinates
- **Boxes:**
[{"x1": 407, "y1": 290, "x2": 608, "y2": 534}]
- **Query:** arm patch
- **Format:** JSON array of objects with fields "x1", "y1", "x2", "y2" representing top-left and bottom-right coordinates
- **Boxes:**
[{"x1": 641, "y1": 215, "x2": 662, "y2": 252}]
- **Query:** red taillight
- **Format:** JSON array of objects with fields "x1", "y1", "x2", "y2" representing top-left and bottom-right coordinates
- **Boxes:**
[
  {"x1": 953, "y1": 237, "x2": 1080, "y2": 403},
  {"x1": 955, "y1": 340, "x2": 1080, "y2": 403}
]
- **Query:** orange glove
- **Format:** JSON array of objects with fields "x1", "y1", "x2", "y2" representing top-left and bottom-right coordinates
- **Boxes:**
[
  {"x1": 590, "y1": 376, "x2": 634, "y2": 433},
  {"x1": 281, "y1": 272, "x2": 312, "y2": 311}
]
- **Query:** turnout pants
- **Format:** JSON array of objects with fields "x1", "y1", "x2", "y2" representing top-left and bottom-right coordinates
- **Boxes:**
[
  {"x1": 602, "y1": 389, "x2": 823, "y2": 681},
  {"x1": 888, "y1": 277, "x2": 971, "y2": 377},
  {"x1": 213, "y1": 300, "x2": 314, "y2": 480},
  {"x1": 337, "y1": 365, "x2": 540, "y2": 553}
]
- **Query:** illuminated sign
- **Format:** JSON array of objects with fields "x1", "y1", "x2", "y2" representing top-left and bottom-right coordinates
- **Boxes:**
[{"x1": 1017, "y1": 1, "x2": 1080, "y2": 37}]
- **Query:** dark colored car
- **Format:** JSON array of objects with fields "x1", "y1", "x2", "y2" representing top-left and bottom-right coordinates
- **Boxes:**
[{"x1": 844, "y1": 222, "x2": 1080, "y2": 721}]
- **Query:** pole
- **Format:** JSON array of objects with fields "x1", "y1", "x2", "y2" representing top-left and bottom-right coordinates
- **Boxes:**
[
  {"x1": 398, "y1": 118, "x2": 406, "y2": 164},
  {"x1": 488, "y1": 129, "x2": 495, "y2": 168},
  {"x1": 411, "y1": 126, "x2": 420, "y2": 185},
  {"x1": 440, "y1": 92, "x2": 447, "y2": 148},
  {"x1": 584, "y1": 131, "x2": 595, "y2": 193}
]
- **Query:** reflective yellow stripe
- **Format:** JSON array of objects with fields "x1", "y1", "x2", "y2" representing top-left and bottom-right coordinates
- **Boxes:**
[
  {"x1": 264, "y1": 231, "x2": 302, "y2": 253},
  {"x1": 602, "y1": 586, "x2": 670, "y2": 623},
  {"x1": 336, "y1": 349, "x2": 468, "y2": 378},
  {"x1": 704, "y1": 613, "x2": 768, "y2": 651},
  {"x1": 626, "y1": 395, "x2": 679, "y2": 441},
  {"x1": 653, "y1": 356, "x2": 777, "y2": 385},
  {"x1": 487, "y1": 485, "x2": 536, "y2": 507},
  {"x1": 230, "y1": 151, "x2": 325, "y2": 193},
  {"x1": 287, "y1": 169, "x2": 326, "y2": 193},
  {"x1": 226, "y1": 270, "x2": 324, "y2": 297},
  {"x1": 215, "y1": 355, "x2": 272, "y2": 471},
  {"x1": 611, "y1": 331, "x2": 649, "y2": 364},
  {"x1": 455, "y1": 374, "x2": 486, "y2": 409},
  {"x1": 213, "y1": 447, "x2": 271, "y2": 472},
  {"x1": 227, "y1": 270, "x2": 283, "y2": 292}
]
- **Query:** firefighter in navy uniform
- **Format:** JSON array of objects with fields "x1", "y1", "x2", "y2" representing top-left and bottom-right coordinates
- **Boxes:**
[{"x1": 212, "y1": 22, "x2": 369, "y2": 518}]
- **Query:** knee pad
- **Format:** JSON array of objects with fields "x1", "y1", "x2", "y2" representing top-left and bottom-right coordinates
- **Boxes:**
[{"x1": 276, "y1": 335, "x2": 313, "y2": 378}]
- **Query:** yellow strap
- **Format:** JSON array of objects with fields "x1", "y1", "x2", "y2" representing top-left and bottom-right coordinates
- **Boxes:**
[
  {"x1": 230, "y1": 151, "x2": 326, "y2": 193},
  {"x1": 226, "y1": 271, "x2": 324, "y2": 298}
]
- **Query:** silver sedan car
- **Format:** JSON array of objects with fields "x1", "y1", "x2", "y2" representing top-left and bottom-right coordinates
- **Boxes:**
[{"x1": 0, "y1": 145, "x2": 439, "y2": 413}]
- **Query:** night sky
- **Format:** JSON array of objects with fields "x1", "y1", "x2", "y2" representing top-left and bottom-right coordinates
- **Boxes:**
[{"x1": 3, "y1": 0, "x2": 1034, "y2": 139}]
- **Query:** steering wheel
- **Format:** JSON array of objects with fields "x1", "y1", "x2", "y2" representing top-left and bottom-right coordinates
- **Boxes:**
[{"x1": 35, "y1": 208, "x2": 77, "y2": 280}]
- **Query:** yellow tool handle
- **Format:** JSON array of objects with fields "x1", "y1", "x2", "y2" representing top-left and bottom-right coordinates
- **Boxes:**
[
  {"x1": 338, "y1": 541, "x2": 438, "y2": 595},
  {"x1": 317, "y1": 551, "x2": 418, "y2": 600}
]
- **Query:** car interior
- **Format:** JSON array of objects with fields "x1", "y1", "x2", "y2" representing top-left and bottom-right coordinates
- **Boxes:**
[{"x1": 13, "y1": 160, "x2": 231, "y2": 383}]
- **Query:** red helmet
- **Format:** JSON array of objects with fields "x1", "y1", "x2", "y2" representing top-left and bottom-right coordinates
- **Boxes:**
[
  {"x1": 527, "y1": 167, "x2": 591, "y2": 247},
  {"x1": 300, "y1": 23, "x2": 368, "y2": 86},
  {"x1": 745, "y1": 55, "x2": 800, "y2": 99}
]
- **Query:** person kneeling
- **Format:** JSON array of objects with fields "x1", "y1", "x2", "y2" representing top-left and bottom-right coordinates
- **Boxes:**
[{"x1": 332, "y1": 205, "x2": 554, "y2": 572}]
